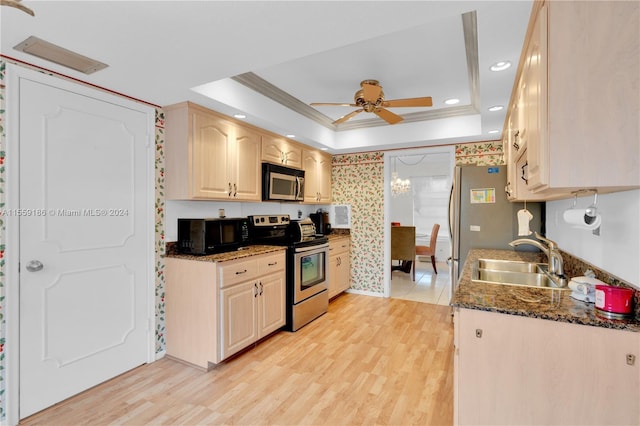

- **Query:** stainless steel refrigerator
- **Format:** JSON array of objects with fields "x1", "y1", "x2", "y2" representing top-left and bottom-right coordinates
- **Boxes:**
[{"x1": 448, "y1": 165, "x2": 544, "y2": 289}]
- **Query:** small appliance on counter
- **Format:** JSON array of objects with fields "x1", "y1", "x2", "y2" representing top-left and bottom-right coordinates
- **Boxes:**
[
  {"x1": 177, "y1": 217, "x2": 249, "y2": 255},
  {"x1": 310, "y1": 210, "x2": 332, "y2": 236},
  {"x1": 595, "y1": 284, "x2": 634, "y2": 319},
  {"x1": 568, "y1": 276, "x2": 602, "y2": 303}
]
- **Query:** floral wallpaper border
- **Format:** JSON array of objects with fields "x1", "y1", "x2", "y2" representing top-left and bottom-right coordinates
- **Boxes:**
[{"x1": 455, "y1": 141, "x2": 504, "y2": 166}]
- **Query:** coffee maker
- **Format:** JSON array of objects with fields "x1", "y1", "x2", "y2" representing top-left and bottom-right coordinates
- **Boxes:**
[{"x1": 310, "y1": 211, "x2": 332, "y2": 236}]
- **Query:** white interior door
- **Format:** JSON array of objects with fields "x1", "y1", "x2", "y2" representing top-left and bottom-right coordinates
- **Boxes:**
[{"x1": 17, "y1": 74, "x2": 153, "y2": 418}]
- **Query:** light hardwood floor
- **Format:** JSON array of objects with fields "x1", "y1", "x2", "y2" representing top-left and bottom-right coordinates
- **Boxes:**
[{"x1": 22, "y1": 294, "x2": 454, "y2": 426}]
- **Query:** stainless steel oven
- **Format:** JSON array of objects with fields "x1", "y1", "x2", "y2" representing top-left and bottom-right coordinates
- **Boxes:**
[
  {"x1": 248, "y1": 214, "x2": 329, "y2": 331},
  {"x1": 290, "y1": 241, "x2": 329, "y2": 331}
]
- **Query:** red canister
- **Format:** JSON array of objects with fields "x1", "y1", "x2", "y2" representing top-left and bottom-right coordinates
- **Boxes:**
[{"x1": 595, "y1": 284, "x2": 634, "y2": 315}]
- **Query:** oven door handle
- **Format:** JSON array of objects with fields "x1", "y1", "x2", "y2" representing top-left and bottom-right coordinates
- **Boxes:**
[{"x1": 294, "y1": 243, "x2": 329, "y2": 253}]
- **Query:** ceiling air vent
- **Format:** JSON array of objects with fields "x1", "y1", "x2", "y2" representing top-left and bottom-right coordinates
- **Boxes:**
[{"x1": 13, "y1": 36, "x2": 108, "y2": 74}]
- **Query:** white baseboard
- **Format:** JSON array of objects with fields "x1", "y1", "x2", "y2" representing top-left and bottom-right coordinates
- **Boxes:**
[{"x1": 345, "y1": 289, "x2": 384, "y2": 298}]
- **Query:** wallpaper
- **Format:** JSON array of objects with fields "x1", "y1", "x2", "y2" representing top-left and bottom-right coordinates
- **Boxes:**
[
  {"x1": 154, "y1": 110, "x2": 166, "y2": 354},
  {"x1": 0, "y1": 60, "x2": 6, "y2": 422},
  {"x1": 332, "y1": 152, "x2": 385, "y2": 294}
]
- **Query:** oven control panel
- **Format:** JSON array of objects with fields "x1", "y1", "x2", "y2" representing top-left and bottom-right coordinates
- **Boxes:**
[{"x1": 248, "y1": 214, "x2": 290, "y2": 227}]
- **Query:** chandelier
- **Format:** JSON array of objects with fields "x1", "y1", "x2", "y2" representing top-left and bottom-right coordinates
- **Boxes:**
[{"x1": 390, "y1": 158, "x2": 411, "y2": 196}]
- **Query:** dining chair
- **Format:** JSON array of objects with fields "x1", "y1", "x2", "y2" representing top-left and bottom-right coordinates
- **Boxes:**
[
  {"x1": 416, "y1": 223, "x2": 440, "y2": 273},
  {"x1": 390, "y1": 225, "x2": 416, "y2": 281}
]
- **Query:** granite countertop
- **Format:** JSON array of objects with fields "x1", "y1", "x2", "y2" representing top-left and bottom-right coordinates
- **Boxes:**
[
  {"x1": 165, "y1": 244, "x2": 286, "y2": 263},
  {"x1": 451, "y1": 248, "x2": 640, "y2": 333}
]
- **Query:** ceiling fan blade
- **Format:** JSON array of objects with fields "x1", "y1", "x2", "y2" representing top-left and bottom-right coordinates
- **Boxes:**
[
  {"x1": 373, "y1": 108, "x2": 403, "y2": 125},
  {"x1": 333, "y1": 109, "x2": 363, "y2": 125},
  {"x1": 0, "y1": 0, "x2": 35, "y2": 15},
  {"x1": 362, "y1": 83, "x2": 382, "y2": 102},
  {"x1": 382, "y1": 97, "x2": 433, "y2": 108},
  {"x1": 311, "y1": 102, "x2": 358, "y2": 107}
]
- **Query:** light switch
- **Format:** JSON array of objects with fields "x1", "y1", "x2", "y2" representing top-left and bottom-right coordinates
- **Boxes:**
[{"x1": 470, "y1": 225, "x2": 481, "y2": 232}]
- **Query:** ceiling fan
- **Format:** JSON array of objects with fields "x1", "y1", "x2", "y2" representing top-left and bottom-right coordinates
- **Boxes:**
[
  {"x1": 0, "y1": 0, "x2": 35, "y2": 16},
  {"x1": 310, "y1": 79, "x2": 432, "y2": 125}
]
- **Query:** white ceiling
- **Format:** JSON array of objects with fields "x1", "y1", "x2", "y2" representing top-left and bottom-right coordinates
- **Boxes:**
[{"x1": 0, "y1": 0, "x2": 533, "y2": 153}]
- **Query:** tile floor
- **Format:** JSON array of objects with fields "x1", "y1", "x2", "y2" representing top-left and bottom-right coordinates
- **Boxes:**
[{"x1": 390, "y1": 257, "x2": 452, "y2": 305}]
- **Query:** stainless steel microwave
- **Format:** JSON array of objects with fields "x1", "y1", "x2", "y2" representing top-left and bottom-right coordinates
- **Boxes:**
[
  {"x1": 262, "y1": 163, "x2": 305, "y2": 202},
  {"x1": 177, "y1": 217, "x2": 249, "y2": 255}
]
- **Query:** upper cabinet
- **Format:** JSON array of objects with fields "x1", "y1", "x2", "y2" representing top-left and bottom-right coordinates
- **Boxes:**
[
  {"x1": 165, "y1": 101, "x2": 333, "y2": 203},
  {"x1": 503, "y1": 0, "x2": 639, "y2": 201},
  {"x1": 302, "y1": 149, "x2": 332, "y2": 203},
  {"x1": 164, "y1": 102, "x2": 262, "y2": 201},
  {"x1": 261, "y1": 135, "x2": 303, "y2": 169}
]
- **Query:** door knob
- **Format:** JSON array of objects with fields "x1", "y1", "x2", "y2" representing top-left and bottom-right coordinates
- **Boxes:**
[{"x1": 26, "y1": 260, "x2": 44, "y2": 272}]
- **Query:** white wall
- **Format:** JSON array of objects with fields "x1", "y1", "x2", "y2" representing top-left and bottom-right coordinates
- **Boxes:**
[
  {"x1": 165, "y1": 200, "x2": 321, "y2": 242},
  {"x1": 546, "y1": 189, "x2": 640, "y2": 285}
]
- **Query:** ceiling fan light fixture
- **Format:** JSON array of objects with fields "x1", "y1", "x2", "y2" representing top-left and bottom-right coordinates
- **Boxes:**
[
  {"x1": 488, "y1": 105, "x2": 504, "y2": 112},
  {"x1": 13, "y1": 36, "x2": 108, "y2": 74},
  {"x1": 490, "y1": 61, "x2": 512, "y2": 72}
]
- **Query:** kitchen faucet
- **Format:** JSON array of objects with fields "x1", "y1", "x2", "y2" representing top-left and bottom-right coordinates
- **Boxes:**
[{"x1": 509, "y1": 232, "x2": 567, "y2": 287}]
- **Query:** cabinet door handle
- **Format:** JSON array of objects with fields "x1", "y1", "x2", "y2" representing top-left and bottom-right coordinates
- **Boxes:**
[
  {"x1": 268, "y1": 261, "x2": 278, "y2": 266},
  {"x1": 235, "y1": 269, "x2": 248, "y2": 275},
  {"x1": 254, "y1": 283, "x2": 258, "y2": 297},
  {"x1": 520, "y1": 161, "x2": 528, "y2": 185},
  {"x1": 228, "y1": 182, "x2": 232, "y2": 196},
  {"x1": 259, "y1": 282, "x2": 263, "y2": 295},
  {"x1": 233, "y1": 183, "x2": 237, "y2": 197}
]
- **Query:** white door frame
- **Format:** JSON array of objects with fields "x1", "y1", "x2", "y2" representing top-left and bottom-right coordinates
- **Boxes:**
[{"x1": 4, "y1": 63, "x2": 157, "y2": 425}]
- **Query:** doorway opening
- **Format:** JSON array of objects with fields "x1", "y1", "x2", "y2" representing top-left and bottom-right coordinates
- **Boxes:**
[{"x1": 384, "y1": 147, "x2": 454, "y2": 304}]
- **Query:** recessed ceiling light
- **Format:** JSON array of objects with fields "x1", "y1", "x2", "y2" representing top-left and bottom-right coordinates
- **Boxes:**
[
  {"x1": 444, "y1": 98, "x2": 460, "y2": 105},
  {"x1": 233, "y1": 113, "x2": 246, "y2": 119},
  {"x1": 488, "y1": 130, "x2": 500, "y2": 134},
  {"x1": 320, "y1": 147, "x2": 329, "y2": 151},
  {"x1": 285, "y1": 134, "x2": 296, "y2": 138},
  {"x1": 490, "y1": 61, "x2": 511, "y2": 72},
  {"x1": 488, "y1": 105, "x2": 504, "y2": 112}
]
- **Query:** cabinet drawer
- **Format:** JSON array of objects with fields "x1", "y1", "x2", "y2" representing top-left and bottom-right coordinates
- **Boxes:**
[
  {"x1": 257, "y1": 252, "x2": 286, "y2": 275},
  {"x1": 329, "y1": 238, "x2": 350, "y2": 255},
  {"x1": 218, "y1": 258, "x2": 259, "y2": 288}
]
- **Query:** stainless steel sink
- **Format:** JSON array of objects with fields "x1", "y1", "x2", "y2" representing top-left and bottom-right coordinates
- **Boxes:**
[
  {"x1": 472, "y1": 259, "x2": 570, "y2": 290},
  {"x1": 477, "y1": 258, "x2": 542, "y2": 273}
]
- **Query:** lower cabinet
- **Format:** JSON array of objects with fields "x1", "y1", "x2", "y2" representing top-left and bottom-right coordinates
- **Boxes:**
[
  {"x1": 165, "y1": 250, "x2": 286, "y2": 370},
  {"x1": 454, "y1": 308, "x2": 640, "y2": 425},
  {"x1": 220, "y1": 253, "x2": 286, "y2": 360},
  {"x1": 328, "y1": 236, "x2": 351, "y2": 299}
]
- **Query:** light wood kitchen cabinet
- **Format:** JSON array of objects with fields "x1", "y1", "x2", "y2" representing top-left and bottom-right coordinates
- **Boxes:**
[
  {"x1": 219, "y1": 252, "x2": 286, "y2": 360},
  {"x1": 503, "y1": 0, "x2": 639, "y2": 201},
  {"x1": 328, "y1": 236, "x2": 351, "y2": 299},
  {"x1": 261, "y1": 135, "x2": 303, "y2": 169},
  {"x1": 454, "y1": 308, "x2": 640, "y2": 425},
  {"x1": 164, "y1": 250, "x2": 286, "y2": 369},
  {"x1": 302, "y1": 149, "x2": 332, "y2": 203},
  {"x1": 164, "y1": 101, "x2": 261, "y2": 201}
]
